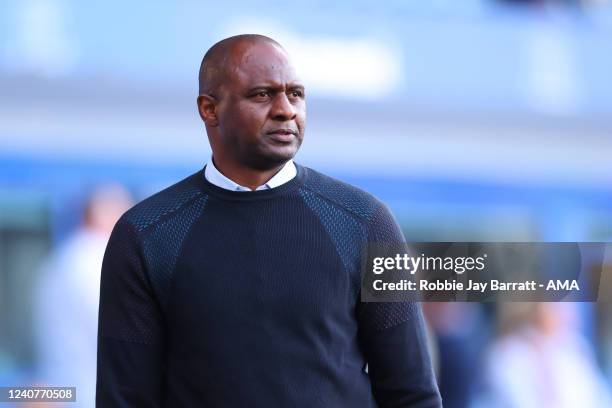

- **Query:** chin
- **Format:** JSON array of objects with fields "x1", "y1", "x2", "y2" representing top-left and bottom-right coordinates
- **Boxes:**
[
  {"x1": 268, "y1": 143, "x2": 300, "y2": 158},
  {"x1": 251, "y1": 150, "x2": 297, "y2": 170},
  {"x1": 273, "y1": 148, "x2": 299, "y2": 162}
]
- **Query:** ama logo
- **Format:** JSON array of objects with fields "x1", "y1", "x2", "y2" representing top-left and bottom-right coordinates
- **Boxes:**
[{"x1": 546, "y1": 280, "x2": 580, "y2": 291}]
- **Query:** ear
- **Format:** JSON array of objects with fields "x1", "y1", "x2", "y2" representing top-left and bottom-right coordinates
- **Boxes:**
[{"x1": 197, "y1": 94, "x2": 219, "y2": 126}]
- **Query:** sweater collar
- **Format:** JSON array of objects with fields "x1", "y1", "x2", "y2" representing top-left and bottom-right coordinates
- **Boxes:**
[{"x1": 204, "y1": 158, "x2": 297, "y2": 192}]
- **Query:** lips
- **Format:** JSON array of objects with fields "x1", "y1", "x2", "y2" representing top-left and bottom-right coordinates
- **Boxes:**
[{"x1": 267, "y1": 129, "x2": 297, "y2": 143}]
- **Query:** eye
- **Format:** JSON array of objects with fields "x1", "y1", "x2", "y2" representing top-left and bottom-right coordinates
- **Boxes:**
[
  {"x1": 289, "y1": 90, "x2": 304, "y2": 98},
  {"x1": 253, "y1": 91, "x2": 270, "y2": 99}
]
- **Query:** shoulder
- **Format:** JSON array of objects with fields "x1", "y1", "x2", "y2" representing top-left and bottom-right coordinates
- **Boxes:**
[
  {"x1": 121, "y1": 170, "x2": 207, "y2": 234},
  {"x1": 299, "y1": 165, "x2": 384, "y2": 222}
]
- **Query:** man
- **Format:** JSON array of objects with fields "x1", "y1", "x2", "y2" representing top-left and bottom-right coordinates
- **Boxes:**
[
  {"x1": 35, "y1": 185, "x2": 132, "y2": 408},
  {"x1": 96, "y1": 34, "x2": 441, "y2": 407}
]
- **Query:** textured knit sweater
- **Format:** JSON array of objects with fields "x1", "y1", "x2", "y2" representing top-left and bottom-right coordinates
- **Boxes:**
[{"x1": 96, "y1": 163, "x2": 441, "y2": 407}]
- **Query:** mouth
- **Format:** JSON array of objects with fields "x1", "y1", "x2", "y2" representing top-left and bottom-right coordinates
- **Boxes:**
[{"x1": 266, "y1": 129, "x2": 297, "y2": 143}]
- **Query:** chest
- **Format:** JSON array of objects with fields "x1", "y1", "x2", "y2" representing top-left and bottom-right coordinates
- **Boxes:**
[{"x1": 166, "y1": 199, "x2": 364, "y2": 331}]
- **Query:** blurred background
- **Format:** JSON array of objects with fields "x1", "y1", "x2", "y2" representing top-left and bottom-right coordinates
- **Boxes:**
[{"x1": 1, "y1": 0, "x2": 612, "y2": 406}]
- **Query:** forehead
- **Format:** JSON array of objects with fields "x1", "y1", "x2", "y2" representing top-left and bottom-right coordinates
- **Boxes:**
[{"x1": 227, "y1": 41, "x2": 300, "y2": 87}]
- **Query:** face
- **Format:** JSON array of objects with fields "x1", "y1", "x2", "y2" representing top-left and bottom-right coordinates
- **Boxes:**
[{"x1": 204, "y1": 41, "x2": 306, "y2": 170}]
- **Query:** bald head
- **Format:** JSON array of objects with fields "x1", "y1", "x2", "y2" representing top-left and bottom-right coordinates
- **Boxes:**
[
  {"x1": 196, "y1": 34, "x2": 305, "y2": 178},
  {"x1": 198, "y1": 34, "x2": 285, "y2": 96}
]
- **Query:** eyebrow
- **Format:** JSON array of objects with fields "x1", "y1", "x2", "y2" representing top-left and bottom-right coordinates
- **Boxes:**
[{"x1": 247, "y1": 83, "x2": 305, "y2": 93}]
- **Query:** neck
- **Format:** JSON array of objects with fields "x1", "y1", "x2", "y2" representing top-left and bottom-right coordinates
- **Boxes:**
[{"x1": 211, "y1": 156, "x2": 286, "y2": 190}]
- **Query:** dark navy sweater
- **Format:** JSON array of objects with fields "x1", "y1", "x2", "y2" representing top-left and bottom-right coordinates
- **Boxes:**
[{"x1": 96, "y1": 164, "x2": 441, "y2": 407}]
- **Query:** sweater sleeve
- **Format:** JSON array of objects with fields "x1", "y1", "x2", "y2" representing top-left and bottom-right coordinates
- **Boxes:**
[
  {"x1": 96, "y1": 217, "x2": 166, "y2": 407},
  {"x1": 358, "y1": 204, "x2": 442, "y2": 408}
]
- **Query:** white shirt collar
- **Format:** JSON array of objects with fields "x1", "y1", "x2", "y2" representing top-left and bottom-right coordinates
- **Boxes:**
[{"x1": 204, "y1": 158, "x2": 297, "y2": 192}]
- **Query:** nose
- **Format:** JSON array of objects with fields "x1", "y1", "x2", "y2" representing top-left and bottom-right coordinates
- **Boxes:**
[{"x1": 271, "y1": 93, "x2": 297, "y2": 121}]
